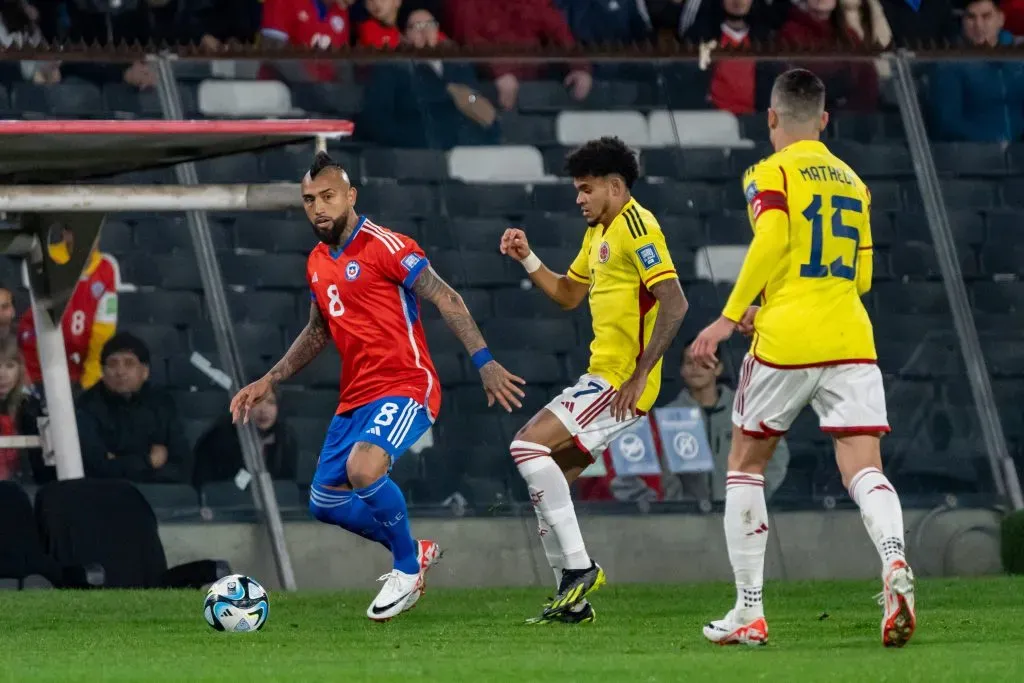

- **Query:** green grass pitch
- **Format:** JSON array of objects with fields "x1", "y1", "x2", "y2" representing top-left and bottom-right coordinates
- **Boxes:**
[{"x1": 1, "y1": 577, "x2": 1021, "y2": 682}]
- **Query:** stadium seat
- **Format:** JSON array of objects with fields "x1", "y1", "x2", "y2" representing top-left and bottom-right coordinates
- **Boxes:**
[
  {"x1": 448, "y1": 146, "x2": 550, "y2": 184},
  {"x1": 364, "y1": 149, "x2": 448, "y2": 182},
  {"x1": 972, "y1": 281, "x2": 1024, "y2": 314},
  {"x1": 198, "y1": 80, "x2": 294, "y2": 117},
  {"x1": 289, "y1": 82, "x2": 364, "y2": 116},
  {"x1": 234, "y1": 217, "x2": 314, "y2": 253},
  {"x1": 192, "y1": 323, "x2": 284, "y2": 359},
  {"x1": 518, "y1": 79, "x2": 649, "y2": 113},
  {"x1": 35, "y1": 479, "x2": 230, "y2": 589},
  {"x1": 130, "y1": 323, "x2": 187, "y2": 358},
  {"x1": 932, "y1": 143, "x2": 1008, "y2": 177},
  {"x1": 706, "y1": 211, "x2": 752, "y2": 245},
  {"x1": 660, "y1": 215, "x2": 707, "y2": 249},
  {"x1": 872, "y1": 282, "x2": 951, "y2": 315},
  {"x1": 827, "y1": 141, "x2": 914, "y2": 179},
  {"x1": 829, "y1": 112, "x2": 903, "y2": 143},
  {"x1": 980, "y1": 244, "x2": 1024, "y2": 277},
  {"x1": 431, "y1": 352, "x2": 464, "y2": 385},
  {"x1": 357, "y1": 182, "x2": 440, "y2": 218},
  {"x1": 131, "y1": 484, "x2": 201, "y2": 520},
  {"x1": 194, "y1": 153, "x2": 264, "y2": 184},
  {"x1": 695, "y1": 245, "x2": 747, "y2": 283},
  {"x1": 632, "y1": 181, "x2": 722, "y2": 214},
  {"x1": 120, "y1": 291, "x2": 203, "y2": 326},
  {"x1": 500, "y1": 113, "x2": 558, "y2": 145},
  {"x1": 226, "y1": 289, "x2": 298, "y2": 325},
  {"x1": 642, "y1": 148, "x2": 732, "y2": 181},
  {"x1": 481, "y1": 318, "x2": 577, "y2": 352},
  {"x1": 444, "y1": 183, "x2": 531, "y2": 217},
  {"x1": 492, "y1": 288, "x2": 567, "y2": 319},
  {"x1": 201, "y1": 481, "x2": 303, "y2": 511},
  {"x1": 443, "y1": 218, "x2": 506, "y2": 250},
  {"x1": 982, "y1": 340, "x2": 1024, "y2": 377},
  {"x1": 220, "y1": 253, "x2": 306, "y2": 289},
  {"x1": 556, "y1": 111, "x2": 649, "y2": 147},
  {"x1": 495, "y1": 351, "x2": 565, "y2": 384},
  {"x1": 277, "y1": 388, "x2": 338, "y2": 418},
  {"x1": 170, "y1": 390, "x2": 230, "y2": 420},
  {"x1": 104, "y1": 83, "x2": 163, "y2": 118},
  {"x1": 290, "y1": 350, "x2": 342, "y2": 389},
  {"x1": 99, "y1": 220, "x2": 134, "y2": 254},
  {"x1": 431, "y1": 250, "x2": 515, "y2": 287},
  {"x1": 13, "y1": 82, "x2": 103, "y2": 118},
  {"x1": 906, "y1": 180, "x2": 996, "y2": 210},
  {"x1": 647, "y1": 110, "x2": 752, "y2": 148}
]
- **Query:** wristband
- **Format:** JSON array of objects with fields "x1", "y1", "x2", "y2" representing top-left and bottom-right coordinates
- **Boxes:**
[
  {"x1": 471, "y1": 348, "x2": 494, "y2": 370},
  {"x1": 520, "y1": 251, "x2": 542, "y2": 274}
]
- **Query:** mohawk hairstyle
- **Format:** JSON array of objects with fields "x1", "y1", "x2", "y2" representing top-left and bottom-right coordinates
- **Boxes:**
[
  {"x1": 564, "y1": 136, "x2": 640, "y2": 189},
  {"x1": 308, "y1": 151, "x2": 346, "y2": 180}
]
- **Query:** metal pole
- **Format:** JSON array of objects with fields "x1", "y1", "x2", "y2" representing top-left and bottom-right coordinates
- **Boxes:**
[
  {"x1": 0, "y1": 185, "x2": 300, "y2": 212},
  {"x1": 28, "y1": 287, "x2": 83, "y2": 480},
  {"x1": 892, "y1": 51, "x2": 1024, "y2": 510},
  {"x1": 155, "y1": 56, "x2": 299, "y2": 589}
]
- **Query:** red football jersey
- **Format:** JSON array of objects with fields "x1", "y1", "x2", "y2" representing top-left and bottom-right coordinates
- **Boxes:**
[
  {"x1": 19, "y1": 252, "x2": 119, "y2": 386},
  {"x1": 356, "y1": 19, "x2": 401, "y2": 49},
  {"x1": 261, "y1": 0, "x2": 350, "y2": 82},
  {"x1": 307, "y1": 217, "x2": 441, "y2": 418}
]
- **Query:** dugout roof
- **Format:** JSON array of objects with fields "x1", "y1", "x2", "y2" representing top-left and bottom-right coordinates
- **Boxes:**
[{"x1": 0, "y1": 119, "x2": 354, "y2": 184}]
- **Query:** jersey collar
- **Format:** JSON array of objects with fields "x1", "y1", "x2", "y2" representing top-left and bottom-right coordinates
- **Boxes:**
[
  {"x1": 781, "y1": 139, "x2": 828, "y2": 154},
  {"x1": 602, "y1": 197, "x2": 637, "y2": 235},
  {"x1": 329, "y1": 215, "x2": 366, "y2": 260}
]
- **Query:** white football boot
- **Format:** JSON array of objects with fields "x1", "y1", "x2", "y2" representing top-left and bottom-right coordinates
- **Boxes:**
[
  {"x1": 367, "y1": 569, "x2": 421, "y2": 622},
  {"x1": 878, "y1": 559, "x2": 916, "y2": 647},
  {"x1": 702, "y1": 609, "x2": 769, "y2": 646}
]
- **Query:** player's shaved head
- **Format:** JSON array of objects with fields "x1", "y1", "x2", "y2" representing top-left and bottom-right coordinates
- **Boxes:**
[
  {"x1": 768, "y1": 69, "x2": 828, "y2": 149},
  {"x1": 565, "y1": 136, "x2": 639, "y2": 228},
  {"x1": 302, "y1": 151, "x2": 358, "y2": 246}
]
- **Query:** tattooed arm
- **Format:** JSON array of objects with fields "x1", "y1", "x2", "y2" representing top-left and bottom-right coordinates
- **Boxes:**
[
  {"x1": 267, "y1": 302, "x2": 331, "y2": 386},
  {"x1": 230, "y1": 302, "x2": 330, "y2": 423},
  {"x1": 609, "y1": 278, "x2": 688, "y2": 421},
  {"x1": 412, "y1": 266, "x2": 487, "y2": 355},
  {"x1": 412, "y1": 266, "x2": 526, "y2": 412},
  {"x1": 634, "y1": 279, "x2": 688, "y2": 378}
]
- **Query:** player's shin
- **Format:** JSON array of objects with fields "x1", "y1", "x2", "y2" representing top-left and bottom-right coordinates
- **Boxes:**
[
  {"x1": 512, "y1": 440, "x2": 591, "y2": 570},
  {"x1": 354, "y1": 475, "x2": 419, "y2": 575},
  {"x1": 309, "y1": 483, "x2": 392, "y2": 551},
  {"x1": 535, "y1": 509, "x2": 564, "y2": 587},
  {"x1": 848, "y1": 466, "x2": 907, "y2": 569},
  {"x1": 724, "y1": 471, "x2": 768, "y2": 619}
]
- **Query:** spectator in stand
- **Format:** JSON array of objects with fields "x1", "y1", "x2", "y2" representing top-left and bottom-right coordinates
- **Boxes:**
[
  {"x1": 52, "y1": 0, "x2": 205, "y2": 88},
  {"x1": 840, "y1": 0, "x2": 892, "y2": 47},
  {"x1": 445, "y1": 0, "x2": 593, "y2": 111},
  {"x1": 18, "y1": 227, "x2": 119, "y2": 395},
  {"x1": 0, "y1": 336, "x2": 48, "y2": 484},
  {"x1": 553, "y1": 0, "x2": 652, "y2": 46},
  {"x1": 357, "y1": 0, "x2": 403, "y2": 48},
  {"x1": 192, "y1": 387, "x2": 298, "y2": 487},
  {"x1": 194, "y1": 0, "x2": 264, "y2": 49},
  {"x1": 359, "y1": 8, "x2": 500, "y2": 147},
  {"x1": 76, "y1": 333, "x2": 190, "y2": 484},
  {"x1": 682, "y1": 0, "x2": 774, "y2": 114},
  {"x1": 928, "y1": 0, "x2": 1024, "y2": 142},
  {"x1": 261, "y1": 0, "x2": 355, "y2": 83},
  {"x1": 0, "y1": 0, "x2": 59, "y2": 84},
  {"x1": 0, "y1": 286, "x2": 17, "y2": 341},
  {"x1": 659, "y1": 0, "x2": 788, "y2": 39},
  {"x1": 1003, "y1": 0, "x2": 1024, "y2": 35},
  {"x1": 661, "y1": 343, "x2": 789, "y2": 502},
  {"x1": 777, "y1": 0, "x2": 879, "y2": 110},
  {"x1": 878, "y1": 0, "x2": 958, "y2": 45}
]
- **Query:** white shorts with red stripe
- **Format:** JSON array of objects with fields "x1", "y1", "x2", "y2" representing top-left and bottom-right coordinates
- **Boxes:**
[
  {"x1": 545, "y1": 373, "x2": 641, "y2": 457},
  {"x1": 733, "y1": 354, "x2": 890, "y2": 437}
]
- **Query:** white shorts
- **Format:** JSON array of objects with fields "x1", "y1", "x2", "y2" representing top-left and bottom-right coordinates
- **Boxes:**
[
  {"x1": 545, "y1": 374, "x2": 642, "y2": 458},
  {"x1": 733, "y1": 355, "x2": 890, "y2": 437}
]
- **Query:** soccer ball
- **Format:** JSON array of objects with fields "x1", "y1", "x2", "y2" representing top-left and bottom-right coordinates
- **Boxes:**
[{"x1": 203, "y1": 574, "x2": 269, "y2": 632}]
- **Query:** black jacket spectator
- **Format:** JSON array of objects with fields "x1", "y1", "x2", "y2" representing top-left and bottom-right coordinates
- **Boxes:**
[
  {"x1": 75, "y1": 333, "x2": 190, "y2": 483},
  {"x1": 192, "y1": 415, "x2": 299, "y2": 486}
]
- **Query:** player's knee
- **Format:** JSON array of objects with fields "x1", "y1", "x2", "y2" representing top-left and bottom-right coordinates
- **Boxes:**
[{"x1": 346, "y1": 443, "x2": 390, "y2": 489}]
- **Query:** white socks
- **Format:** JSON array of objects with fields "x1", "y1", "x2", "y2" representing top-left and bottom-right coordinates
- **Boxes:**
[
  {"x1": 534, "y1": 508, "x2": 563, "y2": 587},
  {"x1": 512, "y1": 440, "x2": 592, "y2": 571},
  {"x1": 849, "y1": 466, "x2": 907, "y2": 569},
  {"x1": 724, "y1": 471, "x2": 768, "y2": 619}
]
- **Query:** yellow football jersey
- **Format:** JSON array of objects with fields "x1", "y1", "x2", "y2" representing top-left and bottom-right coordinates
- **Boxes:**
[
  {"x1": 724, "y1": 139, "x2": 875, "y2": 366},
  {"x1": 566, "y1": 198, "x2": 678, "y2": 411}
]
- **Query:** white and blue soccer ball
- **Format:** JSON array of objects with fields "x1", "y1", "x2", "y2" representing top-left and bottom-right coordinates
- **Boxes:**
[{"x1": 203, "y1": 574, "x2": 269, "y2": 633}]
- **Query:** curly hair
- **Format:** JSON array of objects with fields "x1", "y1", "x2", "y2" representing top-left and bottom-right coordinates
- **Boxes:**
[{"x1": 564, "y1": 136, "x2": 640, "y2": 189}]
